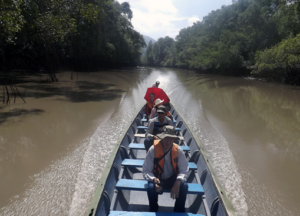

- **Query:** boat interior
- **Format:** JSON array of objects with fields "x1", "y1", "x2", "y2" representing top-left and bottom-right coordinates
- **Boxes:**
[{"x1": 90, "y1": 105, "x2": 230, "y2": 216}]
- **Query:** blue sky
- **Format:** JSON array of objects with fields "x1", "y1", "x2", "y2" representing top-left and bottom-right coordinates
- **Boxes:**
[{"x1": 119, "y1": 0, "x2": 232, "y2": 40}]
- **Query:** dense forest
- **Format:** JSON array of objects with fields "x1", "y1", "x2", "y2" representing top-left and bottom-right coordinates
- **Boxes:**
[
  {"x1": 142, "y1": 0, "x2": 300, "y2": 84},
  {"x1": 0, "y1": 0, "x2": 146, "y2": 72},
  {"x1": 1, "y1": 0, "x2": 300, "y2": 104},
  {"x1": 1, "y1": 0, "x2": 146, "y2": 103}
]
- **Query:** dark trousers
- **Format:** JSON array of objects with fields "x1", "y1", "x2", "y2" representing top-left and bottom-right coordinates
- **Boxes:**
[
  {"x1": 144, "y1": 138, "x2": 154, "y2": 152},
  {"x1": 147, "y1": 175, "x2": 188, "y2": 212}
]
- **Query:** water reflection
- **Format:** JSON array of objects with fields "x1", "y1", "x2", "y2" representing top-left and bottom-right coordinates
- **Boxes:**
[
  {"x1": 0, "y1": 108, "x2": 44, "y2": 125},
  {"x1": 18, "y1": 80, "x2": 125, "y2": 102},
  {"x1": 201, "y1": 78, "x2": 300, "y2": 159},
  {"x1": 191, "y1": 76, "x2": 300, "y2": 215},
  {"x1": 1, "y1": 69, "x2": 300, "y2": 216}
]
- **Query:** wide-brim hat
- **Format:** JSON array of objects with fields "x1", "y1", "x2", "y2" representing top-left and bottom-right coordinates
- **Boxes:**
[
  {"x1": 157, "y1": 125, "x2": 179, "y2": 140},
  {"x1": 154, "y1": 98, "x2": 164, "y2": 106}
]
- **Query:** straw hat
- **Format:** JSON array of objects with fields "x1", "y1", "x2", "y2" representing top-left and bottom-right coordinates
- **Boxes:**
[{"x1": 154, "y1": 98, "x2": 164, "y2": 106}]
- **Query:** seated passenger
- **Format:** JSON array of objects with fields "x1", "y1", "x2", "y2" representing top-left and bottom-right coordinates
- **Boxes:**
[
  {"x1": 143, "y1": 125, "x2": 189, "y2": 212},
  {"x1": 152, "y1": 81, "x2": 160, "y2": 88},
  {"x1": 145, "y1": 93, "x2": 155, "y2": 119},
  {"x1": 163, "y1": 102, "x2": 174, "y2": 124},
  {"x1": 144, "y1": 106, "x2": 173, "y2": 152},
  {"x1": 150, "y1": 98, "x2": 164, "y2": 119}
]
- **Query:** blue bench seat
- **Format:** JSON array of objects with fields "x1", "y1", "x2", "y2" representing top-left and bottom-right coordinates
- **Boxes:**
[
  {"x1": 137, "y1": 126, "x2": 181, "y2": 131},
  {"x1": 129, "y1": 143, "x2": 189, "y2": 152},
  {"x1": 109, "y1": 211, "x2": 204, "y2": 216},
  {"x1": 137, "y1": 126, "x2": 148, "y2": 130},
  {"x1": 122, "y1": 159, "x2": 197, "y2": 170},
  {"x1": 116, "y1": 179, "x2": 204, "y2": 195}
]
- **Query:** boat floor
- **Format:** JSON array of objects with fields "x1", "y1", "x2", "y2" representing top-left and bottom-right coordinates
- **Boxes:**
[
  {"x1": 127, "y1": 190, "x2": 194, "y2": 212},
  {"x1": 133, "y1": 149, "x2": 147, "y2": 159}
]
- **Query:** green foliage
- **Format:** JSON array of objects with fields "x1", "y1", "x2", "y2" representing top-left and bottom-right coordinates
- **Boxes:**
[
  {"x1": 145, "y1": 0, "x2": 300, "y2": 79},
  {"x1": 252, "y1": 33, "x2": 300, "y2": 84},
  {"x1": 144, "y1": 36, "x2": 174, "y2": 66},
  {"x1": 121, "y1": 2, "x2": 133, "y2": 20},
  {"x1": 0, "y1": 0, "x2": 25, "y2": 43},
  {"x1": 0, "y1": 0, "x2": 146, "y2": 71}
]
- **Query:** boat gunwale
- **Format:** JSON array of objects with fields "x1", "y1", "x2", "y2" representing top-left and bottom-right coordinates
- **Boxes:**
[
  {"x1": 85, "y1": 107, "x2": 143, "y2": 216},
  {"x1": 171, "y1": 103, "x2": 237, "y2": 216}
]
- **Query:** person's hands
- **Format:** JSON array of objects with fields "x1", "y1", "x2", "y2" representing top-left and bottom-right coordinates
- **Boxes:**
[
  {"x1": 153, "y1": 178, "x2": 160, "y2": 184},
  {"x1": 153, "y1": 136, "x2": 159, "y2": 140},
  {"x1": 153, "y1": 178, "x2": 162, "y2": 193},
  {"x1": 170, "y1": 180, "x2": 181, "y2": 199}
]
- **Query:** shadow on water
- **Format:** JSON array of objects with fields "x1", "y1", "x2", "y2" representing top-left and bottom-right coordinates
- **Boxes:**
[
  {"x1": 74, "y1": 81, "x2": 115, "y2": 90},
  {"x1": 17, "y1": 81, "x2": 125, "y2": 103},
  {"x1": 0, "y1": 108, "x2": 44, "y2": 125}
]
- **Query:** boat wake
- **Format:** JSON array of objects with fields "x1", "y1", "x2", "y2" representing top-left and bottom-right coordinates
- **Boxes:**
[
  {"x1": 0, "y1": 139, "x2": 88, "y2": 216},
  {"x1": 166, "y1": 78, "x2": 249, "y2": 216}
]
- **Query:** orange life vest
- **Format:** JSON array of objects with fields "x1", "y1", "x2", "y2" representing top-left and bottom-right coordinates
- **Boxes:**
[
  {"x1": 147, "y1": 101, "x2": 154, "y2": 113},
  {"x1": 152, "y1": 140, "x2": 178, "y2": 179},
  {"x1": 166, "y1": 111, "x2": 171, "y2": 117}
]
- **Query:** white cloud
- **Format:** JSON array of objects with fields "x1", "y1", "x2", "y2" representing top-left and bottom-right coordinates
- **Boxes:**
[
  {"x1": 188, "y1": 16, "x2": 201, "y2": 26},
  {"x1": 130, "y1": 8, "x2": 185, "y2": 40},
  {"x1": 125, "y1": 0, "x2": 177, "y2": 14},
  {"x1": 118, "y1": 0, "x2": 222, "y2": 40},
  {"x1": 119, "y1": 0, "x2": 187, "y2": 40}
]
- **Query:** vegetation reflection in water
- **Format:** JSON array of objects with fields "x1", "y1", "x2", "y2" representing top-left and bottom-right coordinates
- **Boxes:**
[{"x1": 202, "y1": 79, "x2": 300, "y2": 159}]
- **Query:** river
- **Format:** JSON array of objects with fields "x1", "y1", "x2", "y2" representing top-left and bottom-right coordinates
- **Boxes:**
[{"x1": 0, "y1": 68, "x2": 300, "y2": 216}]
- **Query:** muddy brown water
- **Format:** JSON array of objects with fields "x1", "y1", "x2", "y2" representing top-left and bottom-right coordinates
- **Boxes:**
[{"x1": 0, "y1": 68, "x2": 300, "y2": 216}]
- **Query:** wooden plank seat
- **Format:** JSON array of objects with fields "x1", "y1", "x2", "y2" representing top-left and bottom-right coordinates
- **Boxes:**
[
  {"x1": 137, "y1": 126, "x2": 181, "y2": 131},
  {"x1": 129, "y1": 143, "x2": 190, "y2": 152},
  {"x1": 134, "y1": 134, "x2": 184, "y2": 141},
  {"x1": 134, "y1": 134, "x2": 147, "y2": 138},
  {"x1": 116, "y1": 179, "x2": 204, "y2": 195},
  {"x1": 141, "y1": 118, "x2": 177, "y2": 123},
  {"x1": 122, "y1": 159, "x2": 197, "y2": 171},
  {"x1": 109, "y1": 211, "x2": 205, "y2": 216}
]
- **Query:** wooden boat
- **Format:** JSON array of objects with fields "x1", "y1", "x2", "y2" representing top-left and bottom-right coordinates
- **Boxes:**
[{"x1": 86, "y1": 104, "x2": 236, "y2": 216}]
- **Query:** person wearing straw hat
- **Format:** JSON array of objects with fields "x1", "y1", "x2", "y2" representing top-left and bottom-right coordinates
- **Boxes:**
[
  {"x1": 149, "y1": 98, "x2": 164, "y2": 119},
  {"x1": 144, "y1": 105, "x2": 173, "y2": 152},
  {"x1": 143, "y1": 125, "x2": 189, "y2": 212}
]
